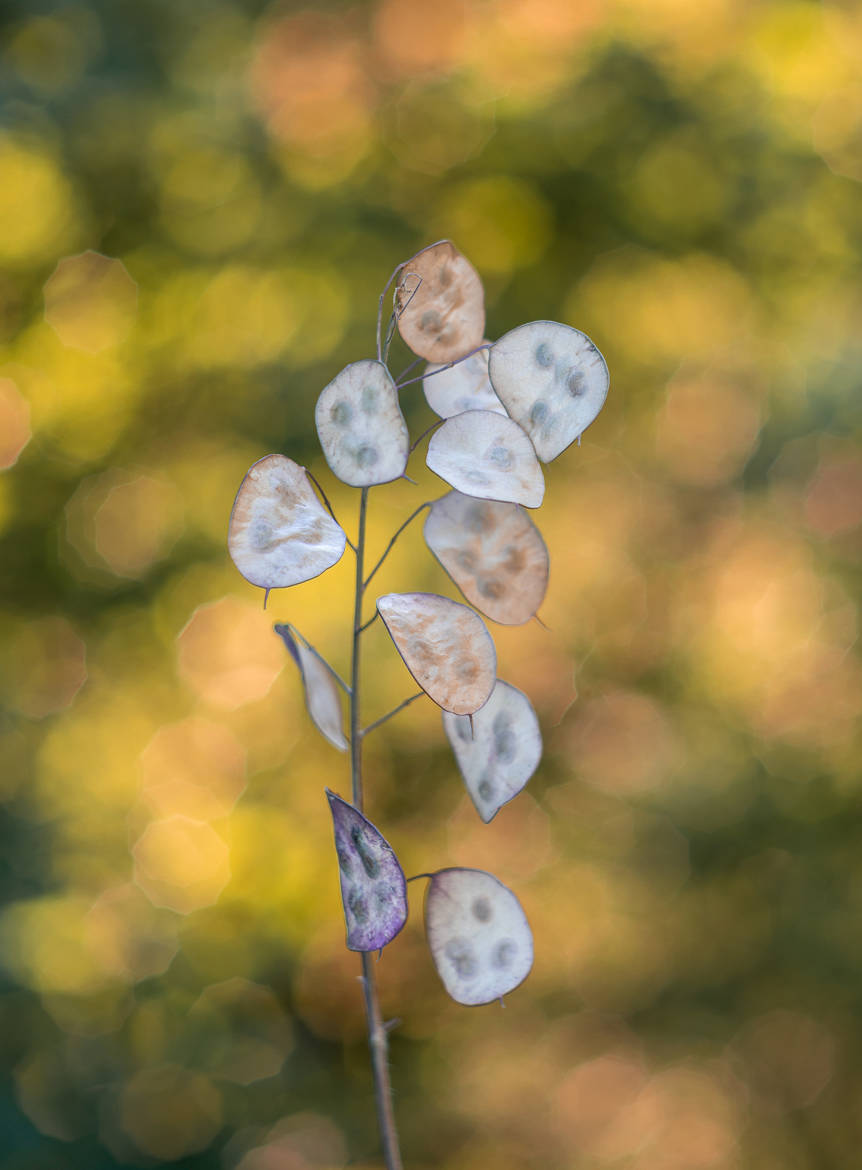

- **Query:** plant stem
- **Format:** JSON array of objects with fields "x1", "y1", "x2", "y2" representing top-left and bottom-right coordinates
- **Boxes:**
[{"x1": 350, "y1": 486, "x2": 404, "y2": 1170}]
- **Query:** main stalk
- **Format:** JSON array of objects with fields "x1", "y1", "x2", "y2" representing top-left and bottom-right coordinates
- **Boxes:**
[{"x1": 350, "y1": 487, "x2": 404, "y2": 1170}]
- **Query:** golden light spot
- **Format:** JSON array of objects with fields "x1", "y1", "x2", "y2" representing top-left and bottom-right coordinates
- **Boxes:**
[
  {"x1": 373, "y1": 0, "x2": 467, "y2": 76},
  {"x1": 44, "y1": 250, "x2": 137, "y2": 352},
  {"x1": 176, "y1": 597, "x2": 285, "y2": 709},
  {"x1": 813, "y1": 84, "x2": 862, "y2": 182},
  {"x1": 183, "y1": 265, "x2": 298, "y2": 368},
  {"x1": 85, "y1": 884, "x2": 179, "y2": 982},
  {"x1": 0, "y1": 135, "x2": 81, "y2": 266},
  {"x1": 804, "y1": 453, "x2": 862, "y2": 536},
  {"x1": 732, "y1": 1009, "x2": 836, "y2": 1110},
  {"x1": 0, "y1": 615, "x2": 86, "y2": 719},
  {"x1": 0, "y1": 894, "x2": 110, "y2": 996},
  {"x1": 139, "y1": 717, "x2": 246, "y2": 821},
  {"x1": 568, "y1": 691, "x2": 679, "y2": 795},
  {"x1": 119, "y1": 1064, "x2": 222, "y2": 1161},
  {"x1": 656, "y1": 369, "x2": 762, "y2": 487},
  {"x1": 433, "y1": 176, "x2": 553, "y2": 275},
  {"x1": 133, "y1": 816, "x2": 230, "y2": 914},
  {"x1": 0, "y1": 377, "x2": 31, "y2": 468},
  {"x1": 552, "y1": 1053, "x2": 648, "y2": 1160}
]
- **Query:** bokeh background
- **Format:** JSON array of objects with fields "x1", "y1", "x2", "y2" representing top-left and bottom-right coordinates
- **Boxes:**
[{"x1": 2, "y1": 0, "x2": 862, "y2": 1167}]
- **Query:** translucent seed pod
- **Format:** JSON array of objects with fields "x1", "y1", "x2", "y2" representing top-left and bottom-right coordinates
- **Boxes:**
[
  {"x1": 326, "y1": 791, "x2": 408, "y2": 952},
  {"x1": 315, "y1": 360, "x2": 409, "y2": 487},
  {"x1": 423, "y1": 491, "x2": 548, "y2": 625},
  {"x1": 228, "y1": 455, "x2": 347, "y2": 590},
  {"x1": 423, "y1": 343, "x2": 506, "y2": 419},
  {"x1": 424, "y1": 868, "x2": 533, "y2": 1005},
  {"x1": 426, "y1": 411, "x2": 544, "y2": 508},
  {"x1": 443, "y1": 680, "x2": 542, "y2": 822},
  {"x1": 395, "y1": 241, "x2": 485, "y2": 363},
  {"x1": 376, "y1": 592, "x2": 496, "y2": 715},
  {"x1": 488, "y1": 321, "x2": 609, "y2": 462},
  {"x1": 274, "y1": 625, "x2": 347, "y2": 751}
]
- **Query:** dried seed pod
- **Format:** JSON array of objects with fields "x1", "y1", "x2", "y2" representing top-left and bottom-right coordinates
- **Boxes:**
[
  {"x1": 315, "y1": 360, "x2": 409, "y2": 487},
  {"x1": 423, "y1": 343, "x2": 506, "y2": 419},
  {"x1": 395, "y1": 241, "x2": 485, "y2": 363},
  {"x1": 423, "y1": 491, "x2": 548, "y2": 625},
  {"x1": 426, "y1": 411, "x2": 544, "y2": 508},
  {"x1": 274, "y1": 625, "x2": 347, "y2": 751},
  {"x1": 376, "y1": 592, "x2": 496, "y2": 715},
  {"x1": 488, "y1": 321, "x2": 609, "y2": 462},
  {"x1": 229, "y1": 455, "x2": 347, "y2": 590},
  {"x1": 424, "y1": 868, "x2": 533, "y2": 1005},
  {"x1": 326, "y1": 791, "x2": 408, "y2": 952},
  {"x1": 443, "y1": 680, "x2": 542, "y2": 822}
]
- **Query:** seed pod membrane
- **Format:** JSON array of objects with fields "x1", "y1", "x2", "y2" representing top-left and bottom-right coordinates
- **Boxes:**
[
  {"x1": 425, "y1": 868, "x2": 533, "y2": 1005},
  {"x1": 315, "y1": 360, "x2": 409, "y2": 487},
  {"x1": 395, "y1": 241, "x2": 485, "y2": 363},
  {"x1": 274, "y1": 625, "x2": 347, "y2": 751},
  {"x1": 326, "y1": 791, "x2": 408, "y2": 952},
  {"x1": 424, "y1": 491, "x2": 548, "y2": 625},
  {"x1": 229, "y1": 455, "x2": 347, "y2": 589},
  {"x1": 443, "y1": 680, "x2": 542, "y2": 822},
  {"x1": 488, "y1": 321, "x2": 609, "y2": 462},
  {"x1": 423, "y1": 343, "x2": 506, "y2": 419},
  {"x1": 426, "y1": 411, "x2": 544, "y2": 508},
  {"x1": 376, "y1": 592, "x2": 496, "y2": 715}
]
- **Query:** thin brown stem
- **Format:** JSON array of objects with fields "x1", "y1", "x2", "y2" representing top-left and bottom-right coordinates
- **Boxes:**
[
  {"x1": 361, "y1": 691, "x2": 424, "y2": 738},
  {"x1": 364, "y1": 502, "x2": 431, "y2": 590},
  {"x1": 396, "y1": 341, "x2": 492, "y2": 390},
  {"x1": 349, "y1": 487, "x2": 404, "y2": 1170}
]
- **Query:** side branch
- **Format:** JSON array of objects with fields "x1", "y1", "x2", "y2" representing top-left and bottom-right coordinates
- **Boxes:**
[
  {"x1": 364, "y1": 502, "x2": 431, "y2": 591},
  {"x1": 361, "y1": 691, "x2": 424, "y2": 738}
]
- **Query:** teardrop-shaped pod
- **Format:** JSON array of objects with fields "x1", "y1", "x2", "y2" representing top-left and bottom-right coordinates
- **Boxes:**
[
  {"x1": 395, "y1": 241, "x2": 485, "y2": 363},
  {"x1": 488, "y1": 321, "x2": 609, "y2": 462},
  {"x1": 376, "y1": 592, "x2": 496, "y2": 715},
  {"x1": 426, "y1": 411, "x2": 545, "y2": 508},
  {"x1": 423, "y1": 491, "x2": 548, "y2": 625},
  {"x1": 424, "y1": 868, "x2": 533, "y2": 1005},
  {"x1": 315, "y1": 360, "x2": 409, "y2": 487},
  {"x1": 274, "y1": 625, "x2": 347, "y2": 751},
  {"x1": 443, "y1": 680, "x2": 542, "y2": 822},
  {"x1": 229, "y1": 455, "x2": 347, "y2": 589},
  {"x1": 423, "y1": 343, "x2": 507, "y2": 419},
  {"x1": 326, "y1": 791, "x2": 408, "y2": 952}
]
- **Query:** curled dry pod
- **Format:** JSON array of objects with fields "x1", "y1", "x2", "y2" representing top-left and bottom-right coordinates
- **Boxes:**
[
  {"x1": 229, "y1": 454, "x2": 347, "y2": 590},
  {"x1": 488, "y1": 321, "x2": 609, "y2": 462},
  {"x1": 326, "y1": 791, "x2": 408, "y2": 952},
  {"x1": 423, "y1": 491, "x2": 548, "y2": 625},
  {"x1": 377, "y1": 592, "x2": 496, "y2": 715},
  {"x1": 395, "y1": 241, "x2": 485, "y2": 363},
  {"x1": 427, "y1": 410, "x2": 544, "y2": 508},
  {"x1": 424, "y1": 868, "x2": 533, "y2": 1005},
  {"x1": 274, "y1": 624, "x2": 347, "y2": 751},
  {"x1": 443, "y1": 680, "x2": 542, "y2": 822},
  {"x1": 423, "y1": 343, "x2": 506, "y2": 419},
  {"x1": 315, "y1": 360, "x2": 409, "y2": 487}
]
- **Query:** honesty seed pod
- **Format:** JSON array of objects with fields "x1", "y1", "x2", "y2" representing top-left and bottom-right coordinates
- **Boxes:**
[
  {"x1": 395, "y1": 240, "x2": 485, "y2": 363},
  {"x1": 274, "y1": 624, "x2": 347, "y2": 751},
  {"x1": 315, "y1": 360, "x2": 409, "y2": 487},
  {"x1": 423, "y1": 343, "x2": 506, "y2": 419},
  {"x1": 426, "y1": 411, "x2": 545, "y2": 508}
]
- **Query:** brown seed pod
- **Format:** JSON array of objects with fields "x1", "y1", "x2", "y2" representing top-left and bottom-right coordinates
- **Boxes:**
[
  {"x1": 423, "y1": 491, "x2": 548, "y2": 625},
  {"x1": 376, "y1": 592, "x2": 496, "y2": 715},
  {"x1": 426, "y1": 410, "x2": 545, "y2": 508},
  {"x1": 228, "y1": 455, "x2": 347, "y2": 590},
  {"x1": 315, "y1": 360, "x2": 409, "y2": 487},
  {"x1": 395, "y1": 241, "x2": 485, "y2": 363},
  {"x1": 488, "y1": 320, "x2": 609, "y2": 461}
]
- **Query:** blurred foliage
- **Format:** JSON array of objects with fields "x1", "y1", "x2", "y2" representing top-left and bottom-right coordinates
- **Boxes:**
[{"x1": 2, "y1": 0, "x2": 862, "y2": 1167}]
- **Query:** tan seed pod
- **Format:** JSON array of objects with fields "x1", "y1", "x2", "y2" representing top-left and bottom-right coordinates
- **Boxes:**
[
  {"x1": 228, "y1": 455, "x2": 347, "y2": 590},
  {"x1": 424, "y1": 868, "x2": 533, "y2": 1005},
  {"x1": 488, "y1": 320, "x2": 609, "y2": 462},
  {"x1": 376, "y1": 592, "x2": 496, "y2": 715},
  {"x1": 274, "y1": 625, "x2": 347, "y2": 751},
  {"x1": 423, "y1": 343, "x2": 506, "y2": 419},
  {"x1": 426, "y1": 410, "x2": 545, "y2": 508},
  {"x1": 423, "y1": 491, "x2": 548, "y2": 625},
  {"x1": 443, "y1": 680, "x2": 542, "y2": 822},
  {"x1": 315, "y1": 360, "x2": 409, "y2": 487},
  {"x1": 395, "y1": 241, "x2": 485, "y2": 363}
]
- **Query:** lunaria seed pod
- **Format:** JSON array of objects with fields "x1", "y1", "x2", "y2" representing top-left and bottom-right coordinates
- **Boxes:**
[
  {"x1": 228, "y1": 454, "x2": 347, "y2": 590},
  {"x1": 426, "y1": 411, "x2": 545, "y2": 508},
  {"x1": 315, "y1": 360, "x2": 409, "y2": 487},
  {"x1": 424, "y1": 868, "x2": 533, "y2": 1005},
  {"x1": 326, "y1": 791, "x2": 408, "y2": 952},
  {"x1": 423, "y1": 491, "x2": 548, "y2": 625},
  {"x1": 376, "y1": 592, "x2": 496, "y2": 715},
  {"x1": 443, "y1": 680, "x2": 542, "y2": 822},
  {"x1": 395, "y1": 241, "x2": 485, "y2": 364},
  {"x1": 423, "y1": 343, "x2": 506, "y2": 419},
  {"x1": 274, "y1": 624, "x2": 347, "y2": 751},
  {"x1": 488, "y1": 320, "x2": 609, "y2": 462}
]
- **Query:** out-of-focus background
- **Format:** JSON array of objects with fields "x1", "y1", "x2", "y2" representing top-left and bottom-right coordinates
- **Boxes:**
[{"x1": 2, "y1": 0, "x2": 861, "y2": 1167}]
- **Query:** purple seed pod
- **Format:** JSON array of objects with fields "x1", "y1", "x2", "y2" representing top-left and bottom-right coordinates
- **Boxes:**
[{"x1": 326, "y1": 790, "x2": 408, "y2": 953}]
